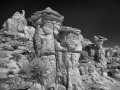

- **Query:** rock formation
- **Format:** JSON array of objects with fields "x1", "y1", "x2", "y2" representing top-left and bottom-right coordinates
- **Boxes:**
[{"x1": 0, "y1": 7, "x2": 120, "y2": 90}]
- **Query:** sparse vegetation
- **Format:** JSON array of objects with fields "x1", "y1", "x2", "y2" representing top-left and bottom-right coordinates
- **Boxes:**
[{"x1": 19, "y1": 58, "x2": 50, "y2": 85}]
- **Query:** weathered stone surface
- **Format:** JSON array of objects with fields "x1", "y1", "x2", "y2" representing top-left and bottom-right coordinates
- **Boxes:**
[
  {"x1": 39, "y1": 55, "x2": 56, "y2": 88},
  {"x1": 63, "y1": 53, "x2": 84, "y2": 90},
  {"x1": 33, "y1": 25, "x2": 55, "y2": 56},
  {"x1": 31, "y1": 8, "x2": 65, "y2": 90},
  {"x1": 59, "y1": 27, "x2": 83, "y2": 52},
  {"x1": 17, "y1": 55, "x2": 29, "y2": 68},
  {"x1": 2, "y1": 10, "x2": 27, "y2": 36},
  {"x1": 48, "y1": 84, "x2": 66, "y2": 90},
  {"x1": 94, "y1": 36, "x2": 108, "y2": 76},
  {"x1": 55, "y1": 26, "x2": 85, "y2": 90},
  {"x1": 28, "y1": 7, "x2": 64, "y2": 26},
  {"x1": 23, "y1": 26, "x2": 35, "y2": 40},
  {"x1": 34, "y1": 33, "x2": 55, "y2": 56},
  {"x1": 0, "y1": 68, "x2": 9, "y2": 78},
  {"x1": 5, "y1": 60, "x2": 20, "y2": 74},
  {"x1": 29, "y1": 83, "x2": 44, "y2": 90},
  {"x1": 1, "y1": 7, "x2": 120, "y2": 90}
]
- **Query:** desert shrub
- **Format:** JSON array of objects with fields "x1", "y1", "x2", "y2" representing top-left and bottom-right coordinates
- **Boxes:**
[
  {"x1": 19, "y1": 58, "x2": 49, "y2": 85},
  {"x1": 26, "y1": 51, "x2": 36, "y2": 62}
]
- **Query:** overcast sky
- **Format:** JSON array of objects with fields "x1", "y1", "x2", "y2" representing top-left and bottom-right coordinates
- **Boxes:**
[{"x1": 0, "y1": 0, "x2": 120, "y2": 47}]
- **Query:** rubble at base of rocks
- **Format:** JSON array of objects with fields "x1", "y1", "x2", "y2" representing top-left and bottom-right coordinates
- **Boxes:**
[{"x1": 0, "y1": 7, "x2": 120, "y2": 90}]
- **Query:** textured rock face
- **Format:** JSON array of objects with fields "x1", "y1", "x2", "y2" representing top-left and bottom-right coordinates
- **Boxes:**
[
  {"x1": 59, "y1": 29, "x2": 83, "y2": 52},
  {"x1": 2, "y1": 10, "x2": 27, "y2": 35},
  {"x1": 33, "y1": 23, "x2": 56, "y2": 87},
  {"x1": 31, "y1": 7, "x2": 64, "y2": 88},
  {"x1": 23, "y1": 26, "x2": 35, "y2": 40},
  {"x1": 94, "y1": 36, "x2": 108, "y2": 75},
  {"x1": 64, "y1": 53, "x2": 84, "y2": 90},
  {"x1": 55, "y1": 27, "x2": 84, "y2": 90},
  {"x1": 17, "y1": 55, "x2": 29, "y2": 68},
  {"x1": 6, "y1": 60, "x2": 20, "y2": 73},
  {"x1": 1, "y1": 7, "x2": 120, "y2": 90},
  {"x1": 29, "y1": 83, "x2": 44, "y2": 90},
  {"x1": 2, "y1": 10, "x2": 35, "y2": 41},
  {"x1": 33, "y1": 24, "x2": 55, "y2": 56}
]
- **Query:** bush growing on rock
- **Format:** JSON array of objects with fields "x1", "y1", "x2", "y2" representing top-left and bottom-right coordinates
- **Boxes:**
[{"x1": 19, "y1": 58, "x2": 50, "y2": 85}]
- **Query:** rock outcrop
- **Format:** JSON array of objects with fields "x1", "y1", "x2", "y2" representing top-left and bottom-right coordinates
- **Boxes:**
[{"x1": 0, "y1": 7, "x2": 120, "y2": 90}]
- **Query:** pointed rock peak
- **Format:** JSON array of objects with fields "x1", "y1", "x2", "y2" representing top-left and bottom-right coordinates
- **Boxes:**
[
  {"x1": 46, "y1": 7, "x2": 53, "y2": 11},
  {"x1": 12, "y1": 11, "x2": 21, "y2": 19}
]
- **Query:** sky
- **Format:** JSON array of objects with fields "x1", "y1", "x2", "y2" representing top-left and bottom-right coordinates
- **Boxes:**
[{"x1": 0, "y1": 0, "x2": 120, "y2": 47}]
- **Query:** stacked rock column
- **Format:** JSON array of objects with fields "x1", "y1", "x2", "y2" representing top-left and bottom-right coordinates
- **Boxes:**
[
  {"x1": 33, "y1": 22, "x2": 56, "y2": 88},
  {"x1": 29, "y1": 7, "x2": 64, "y2": 89},
  {"x1": 58, "y1": 28, "x2": 85, "y2": 90},
  {"x1": 94, "y1": 36, "x2": 108, "y2": 76}
]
